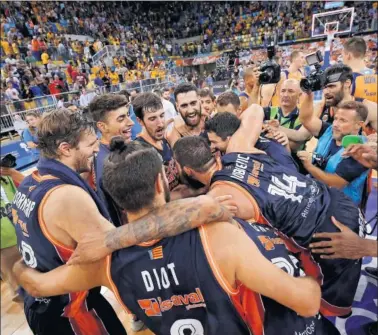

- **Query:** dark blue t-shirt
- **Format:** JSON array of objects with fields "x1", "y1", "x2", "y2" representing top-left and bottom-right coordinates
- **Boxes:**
[{"x1": 316, "y1": 122, "x2": 368, "y2": 182}]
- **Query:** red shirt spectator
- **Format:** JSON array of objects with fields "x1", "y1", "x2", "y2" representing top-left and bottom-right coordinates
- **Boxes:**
[
  {"x1": 71, "y1": 69, "x2": 79, "y2": 82},
  {"x1": 48, "y1": 76, "x2": 64, "y2": 95},
  {"x1": 31, "y1": 37, "x2": 39, "y2": 52}
]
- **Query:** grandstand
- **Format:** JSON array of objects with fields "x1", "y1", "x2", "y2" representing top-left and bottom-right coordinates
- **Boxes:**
[{"x1": 1, "y1": 1, "x2": 377, "y2": 335}]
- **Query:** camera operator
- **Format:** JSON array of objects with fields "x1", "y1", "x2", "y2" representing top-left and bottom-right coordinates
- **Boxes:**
[
  {"x1": 261, "y1": 51, "x2": 305, "y2": 107},
  {"x1": 343, "y1": 37, "x2": 377, "y2": 104},
  {"x1": 239, "y1": 67, "x2": 261, "y2": 112},
  {"x1": 315, "y1": 64, "x2": 377, "y2": 130},
  {"x1": 286, "y1": 64, "x2": 377, "y2": 147},
  {"x1": 1, "y1": 155, "x2": 24, "y2": 302},
  {"x1": 297, "y1": 92, "x2": 370, "y2": 207},
  {"x1": 241, "y1": 46, "x2": 281, "y2": 111}
]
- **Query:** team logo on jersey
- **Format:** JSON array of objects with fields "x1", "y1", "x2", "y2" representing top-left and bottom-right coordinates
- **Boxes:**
[
  {"x1": 138, "y1": 288, "x2": 206, "y2": 317},
  {"x1": 258, "y1": 235, "x2": 284, "y2": 251},
  {"x1": 149, "y1": 246, "x2": 164, "y2": 260}
]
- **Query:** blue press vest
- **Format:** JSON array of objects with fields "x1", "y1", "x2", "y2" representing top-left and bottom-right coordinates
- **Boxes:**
[{"x1": 314, "y1": 126, "x2": 368, "y2": 206}]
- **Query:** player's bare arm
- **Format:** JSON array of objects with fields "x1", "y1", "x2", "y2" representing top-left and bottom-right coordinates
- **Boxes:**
[
  {"x1": 206, "y1": 221, "x2": 321, "y2": 317},
  {"x1": 13, "y1": 257, "x2": 108, "y2": 298},
  {"x1": 166, "y1": 123, "x2": 182, "y2": 147},
  {"x1": 364, "y1": 99, "x2": 377, "y2": 131},
  {"x1": 41, "y1": 185, "x2": 115, "y2": 248},
  {"x1": 227, "y1": 104, "x2": 265, "y2": 154},
  {"x1": 208, "y1": 183, "x2": 255, "y2": 220},
  {"x1": 68, "y1": 195, "x2": 233, "y2": 265}
]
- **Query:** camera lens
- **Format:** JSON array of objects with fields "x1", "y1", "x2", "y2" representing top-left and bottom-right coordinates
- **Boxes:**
[
  {"x1": 259, "y1": 68, "x2": 274, "y2": 84},
  {"x1": 300, "y1": 78, "x2": 311, "y2": 92}
]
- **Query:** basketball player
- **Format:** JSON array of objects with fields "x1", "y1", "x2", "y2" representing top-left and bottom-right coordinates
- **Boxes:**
[
  {"x1": 133, "y1": 92, "x2": 202, "y2": 199},
  {"x1": 13, "y1": 140, "x2": 339, "y2": 335},
  {"x1": 172, "y1": 104, "x2": 364, "y2": 317},
  {"x1": 206, "y1": 111, "x2": 298, "y2": 172},
  {"x1": 343, "y1": 37, "x2": 377, "y2": 103},
  {"x1": 88, "y1": 94, "x2": 134, "y2": 227},
  {"x1": 11, "y1": 109, "x2": 236, "y2": 334},
  {"x1": 166, "y1": 83, "x2": 204, "y2": 147},
  {"x1": 214, "y1": 92, "x2": 298, "y2": 171}
]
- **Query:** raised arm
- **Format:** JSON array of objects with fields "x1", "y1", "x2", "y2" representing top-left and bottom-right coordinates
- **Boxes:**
[
  {"x1": 226, "y1": 104, "x2": 264, "y2": 154},
  {"x1": 68, "y1": 195, "x2": 232, "y2": 265},
  {"x1": 299, "y1": 91, "x2": 323, "y2": 137}
]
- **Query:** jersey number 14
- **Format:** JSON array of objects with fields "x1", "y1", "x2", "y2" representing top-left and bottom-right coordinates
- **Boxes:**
[{"x1": 268, "y1": 174, "x2": 306, "y2": 203}]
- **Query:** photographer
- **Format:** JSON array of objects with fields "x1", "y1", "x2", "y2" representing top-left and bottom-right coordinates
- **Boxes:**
[
  {"x1": 1, "y1": 157, "x2": 24, "y2": 302},
  {"x1": 297, "y1": 93, "x2": 370, "y2": 207},
  {"x1": 261, "y1": 51, "x2": 305, "y2": 107},
  {"x1": 315, "y1": 64, "x2": 377, "y2": 131}
]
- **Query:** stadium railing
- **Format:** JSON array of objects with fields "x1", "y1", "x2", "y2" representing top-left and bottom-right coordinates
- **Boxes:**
[{"x1": 1, "y1": 77, "x2": 176, "y2": 135}]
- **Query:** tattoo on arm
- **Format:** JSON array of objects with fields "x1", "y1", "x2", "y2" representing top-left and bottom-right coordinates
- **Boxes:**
[{"x1": 105, "y1": 196, "x2": 230, "y2": 251}]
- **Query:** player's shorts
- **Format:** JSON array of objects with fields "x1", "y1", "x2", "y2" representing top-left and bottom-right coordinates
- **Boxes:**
[
  {"x1": 24, "y1": 290, "x2": 126, "y2": 335},
  {"x1": 313, "y1": 188, "x2": 364, "y2": 317}
]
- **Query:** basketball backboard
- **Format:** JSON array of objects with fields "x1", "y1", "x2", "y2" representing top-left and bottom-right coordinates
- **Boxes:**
[{"x1": 312, "y1": 7, "x2": 354, "y2": 38}]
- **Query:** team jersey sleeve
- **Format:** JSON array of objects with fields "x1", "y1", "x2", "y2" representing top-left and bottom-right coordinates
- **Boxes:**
[{"x1": 335, "y1": 157, "x2": 369, "y2": 182}]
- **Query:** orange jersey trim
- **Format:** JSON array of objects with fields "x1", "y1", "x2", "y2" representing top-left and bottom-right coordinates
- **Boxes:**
[
  {"x1": 210, "y1": 180, "x2": 262, "y2": 222},
  {"x1": 38, "y1": 185, "x2": 74, "y2": 252},
  {"x1": 320, "y1": 298, "x2": 352, "y2": 317},
  {"x1": 32, "y1": 171, "x2": 59, "y2": 183},
  {"x1": 38, "y1": 185, "x2": 109, "y2": 334},
  {"x1": 105, "y1": 255, "x2": 132, "y2": 314},
  {"x1": 198, "y1": 225, "x2": 239, "y2": 295}
]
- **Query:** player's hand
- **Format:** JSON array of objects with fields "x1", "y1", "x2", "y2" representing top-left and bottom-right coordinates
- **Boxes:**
[
  {"x1": 271, "y1": 130, "x2": 289, "y2": 146},
  {"x1": 251, "y1": 67, "x2": 262, "y2": 86},
  {"x1": 309, "y1": 217, "x2": 364, "y2": 260},
  {"x1": 214, "y1": 195, "x2": 238, "y2": 216},
  {"x1": 67, "y1": 228, "x2": 114, "y2": 265},
  {"x1": 297, "y1": 151, "x2": 312, "y2": 167},
  {"x1": 343, "y1": 143, "x2": 378, "y2": 169}
]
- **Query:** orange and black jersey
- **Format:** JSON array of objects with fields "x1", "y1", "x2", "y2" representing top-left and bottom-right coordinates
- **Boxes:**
[
  {"x1": 12, "y1": 172, "x2": 125, "y2": 335},
  {"x1": 352, "y1": 70, "x2": 377, "y2": 103},
  {"x1": 212, "y1": 153, "x2": 362, "y2": 317},
  {"x1": 136, "y1": 136, "x2": 180, "y2": 191},
  {"x1": 108, "y1": 218, "x2": 338, "y2": 335}
]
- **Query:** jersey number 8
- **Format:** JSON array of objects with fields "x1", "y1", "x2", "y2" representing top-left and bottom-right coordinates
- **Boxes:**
[
  {"x1": 170, "y1": 319, "x2": 204, "y2": 335},
  {"x1": 20, "y1": 241, "x2": 38, "y2": 268}
]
